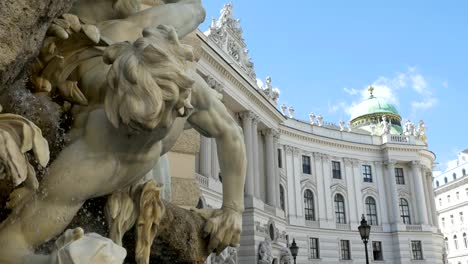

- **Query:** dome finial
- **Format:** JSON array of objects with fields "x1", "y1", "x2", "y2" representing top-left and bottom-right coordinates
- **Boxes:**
[{"x1": 368, "y1": 85, "x2": 375, "y2": 98}]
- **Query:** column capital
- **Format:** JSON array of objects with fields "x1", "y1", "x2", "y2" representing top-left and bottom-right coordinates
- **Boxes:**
[
  {"x1": 411, "y1": 160, "x2": 424, "y2": 170},
  {"x1": 351, "y1": 159, "x2": 360, "y2": 166},
  {"x1": 252, "y1": 114, "x2": 260, "y2": 125},
  {"x1": 322, "y1": 154, "x2": 331, "y2": 162},
  {"x1": 284, "y1": 145, "x2": 296, "y2": 154},
  {"x1": 373, "y1": 161, "x2": 384, "y2": 167},
  {"x1": 239, "y1": 111, "x2": 254, "y2": 121},
  {"x1": 343, "y1": 158, "x2": 353, "y2": 166},
  {"x1": 313, "y1": 152, "x2": 322, "y2": 160},
  {"x1": 384, "y1": 160, "x2": 397, "y2": 167}
]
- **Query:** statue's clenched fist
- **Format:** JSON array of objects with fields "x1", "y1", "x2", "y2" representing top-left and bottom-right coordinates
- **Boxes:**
[{"x1": 193, "y1": 207, "x2": 242, "y2": 254}]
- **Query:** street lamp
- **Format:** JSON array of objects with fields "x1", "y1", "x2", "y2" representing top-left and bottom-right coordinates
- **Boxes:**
[
  {"x1": 289, "y1": 238, "x2": 299, "y2": 264},
  {"x1": 358, "y1": 214, "x2": 371, "y2": 264}
]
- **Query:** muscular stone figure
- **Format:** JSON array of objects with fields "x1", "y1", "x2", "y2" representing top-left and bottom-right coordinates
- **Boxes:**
[{"x1": 0, "y1": 1, "x2": 246, "y2": 263}]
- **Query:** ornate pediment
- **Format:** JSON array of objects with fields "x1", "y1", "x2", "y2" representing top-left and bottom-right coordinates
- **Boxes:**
[{"x1": 205, "y1": 2, "x2": 256, "y2": 81}]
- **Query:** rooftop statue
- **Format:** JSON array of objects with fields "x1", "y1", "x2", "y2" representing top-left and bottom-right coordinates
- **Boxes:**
[{"x1": 0, "y1": 0, "x2": 246, "y2": 263}]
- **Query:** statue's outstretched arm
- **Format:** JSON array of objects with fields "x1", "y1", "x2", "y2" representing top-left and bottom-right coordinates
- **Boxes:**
[
  {"x1": 126, "y1": 0, "x2": 205, "y2": 39},
  {"x1": 188, "y1": 72, "x2": 246, "y2": 254}
]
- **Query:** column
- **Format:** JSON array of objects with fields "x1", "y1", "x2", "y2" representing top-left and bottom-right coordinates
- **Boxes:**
[
  {"x1": 412, "y1": 161, "x2": 429, "y2": 225},
  {"x1": 314, "y1": 153, "x2": 327, "y2": 223},
  {"x1": 211, "y1": 139, "x2": 219, "y2": 179},
  {"x1": 322, "y1": 154, "x2": 334, "y2": 222},
  {"x1": 240, "y1": 111, "x2": 254, "y2": 197},
  {"x1": 293, "y1": 148, "x2": 304, "y2": 221},
  {"x1": 285, "y1": 146, "x2": 296, "y2": 222},
  {"x1": 264, "y1": 129, "x2": 276, "y2": 206},
  {"x1": 199, "y1": 135, "x2": 212, "y2": 178},
  {"x1": 252, "y1": 116, "x2": 261, "y2": 198},
  {"x1": 421, "y1": 167, "x2": 433, "y2": 226},
  {"x1": 273, "y1": 131, "x2": 281, "y2": 208},
  {"x1": 385, "y1": 160, "x2": 400, "y2": 225},
  {"x1": 426, "y1": 171, "x2": 438, "y2": 226},
  {"x1": 352, "y1": 160, "x2": 364, "y2": 221},
  {"x1": 344, "y1": 158, "x2": 358, "y2": 226},
  {"x1": 374, "y1": 161, "x2": 390, "y2": 226}
]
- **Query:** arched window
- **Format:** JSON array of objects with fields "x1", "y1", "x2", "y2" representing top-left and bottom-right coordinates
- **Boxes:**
[
  {"x1": 334, "y1": 194, "x2": 346, "y2": 224},
  {"x1": 444, "y1": 177, "x2": 448, "y2": 183},
  {"x1": 445, "y1": 237, "x2": 449, "y2": 252},
  {"x1": 279, "y1": 185, "x2": 285, "y2": 212},
  {"x1": 399, "y1": 198, "x2": 411, "y2": 224},
  {"x1": 463, "y1": 233, "x2": 467, "y2": 248},
  {"x1": 454, "y1": 235, "x2": 459, "y2": 249},
  {"x1": 436, "y1": 181, "x2": 439, "y2": 187},
  {"x1": 453, "y1": 173, "x2": 457, "y2": 180},
  {"x1": 304, "y1": 189, "x2": 315, "y2": 221},
  {"x1": 365, "y1": 197, "x2": 378, "y2": 225}
]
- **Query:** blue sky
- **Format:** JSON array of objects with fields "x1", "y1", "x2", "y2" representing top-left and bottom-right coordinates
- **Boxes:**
[{"x1": 199, "y1": 1, "x2": 468, "y2": 171}]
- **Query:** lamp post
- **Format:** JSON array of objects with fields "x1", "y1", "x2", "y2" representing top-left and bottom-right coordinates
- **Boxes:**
[
  {"x1": 358, "y1": 214, "x2": 371, "y2": 264},
  {"x1": 289, "y1": 238, "x2": 299, "y2": 264}
]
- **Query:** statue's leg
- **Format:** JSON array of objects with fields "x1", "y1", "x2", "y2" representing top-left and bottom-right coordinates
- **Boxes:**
[
  {"x1": 0, "y1": 140, "x2": 120, "y2": 263},
  {"x1": 0, "y1": 196, "x2": 84, "y2": 264}
]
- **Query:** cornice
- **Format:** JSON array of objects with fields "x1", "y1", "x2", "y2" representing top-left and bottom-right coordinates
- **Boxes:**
[{"x1": 196, "y1": 31, "x2": 285, "y2": 124}]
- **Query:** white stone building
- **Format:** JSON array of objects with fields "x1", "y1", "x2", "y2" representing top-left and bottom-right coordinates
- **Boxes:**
[
  {"x1": 433, "y1": 151, "x2": 468, "y2": 264},
  {"x1": 191, "y1": 3, "x2": 443, "y2": 264}
]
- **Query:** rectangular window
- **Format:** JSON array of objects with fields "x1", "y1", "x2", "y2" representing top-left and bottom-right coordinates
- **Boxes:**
[
  {"x1": 395, "y1": 168, "x2": 405, "y2": 184},
  {"x1": 340, "y1": 240, "x2": 351, "y2": 260},
  {"x1": 302, "y1": 155, "x2": 311, "y2": 174},
  {"x1": 332, "y1": 161, "x2": 342, "y2": 179},
  {"x1": 362, "y1": 165, "x2": 373, "y2": 182},
  {"x1": 411, "y1": 241, "x2": 423, "y2": 260},
  {"x1": 277, "y1": 149, "x2": 282, "y2": 168},
  {"x1": 372, "y1": 241, "x2": 383, "y2": 261},
  {"x1": 460, "y1": 212, "x2": 464, "y2": 223},
  {"x1": 309, "y1": 237, "x2": 319, "y2": 259}
]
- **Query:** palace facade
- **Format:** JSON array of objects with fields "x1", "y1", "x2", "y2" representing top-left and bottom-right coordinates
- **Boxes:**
[{"x1": 177, "y1": 3, "x2": 444, "y2": 264}]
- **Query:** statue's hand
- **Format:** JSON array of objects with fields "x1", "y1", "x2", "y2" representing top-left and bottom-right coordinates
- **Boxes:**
[{"x1": 192, "y1": 207, "x2": 242, "y2": 254}]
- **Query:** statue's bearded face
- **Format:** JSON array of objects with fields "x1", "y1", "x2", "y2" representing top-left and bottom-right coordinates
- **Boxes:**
[{"x1": 103, "y1": 25, "x2": 195, "y2": 132}]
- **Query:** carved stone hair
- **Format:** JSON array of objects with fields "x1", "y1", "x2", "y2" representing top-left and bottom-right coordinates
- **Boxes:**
[{"x1": 103, "y1": 25, "x2": 195, "y2": 131}]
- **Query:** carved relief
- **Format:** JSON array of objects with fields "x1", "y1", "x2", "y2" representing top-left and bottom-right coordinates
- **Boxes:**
[{"x1": 206, "y1": 2, "x2": 257, "y2": 81}]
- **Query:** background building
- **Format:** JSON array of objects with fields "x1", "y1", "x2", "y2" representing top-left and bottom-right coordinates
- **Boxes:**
[
  {"x1": 173, "y1": 3, "x2": 443, "y2": 263},
  {"x1": 433, "y1": 151, "x2": 468, "y2": 264}
]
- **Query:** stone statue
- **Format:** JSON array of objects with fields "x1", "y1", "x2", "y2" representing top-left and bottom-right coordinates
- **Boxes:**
[
  {"x1": 381, "y1": 115, "x2": 391, "y2": 135},
  {"x1": 280, "y1": 104, "x2": 287, "y2": 116},
  {"x1": 258, "y1": 240, "x2": 273, "y2": 264},
  {"x1": 404, "y1": 119, "x2": 414, "y2": 137},
  {"x1": 339, "y1": 119, "x2": 345, "y2": 131},
  {"x1": 418, "y1": 120, "x2": 427, "y2": 143},
  {"x1": 279, "y1": 246, "x2": 292, "y2": 264},
  {"x1": 317, "y1": 114, "x2": 324, "y2": 127},
  {"x1": 309, "y1": 113, "x2": 316, "y2": 125},
  {"x1": 288, "y1": 106, "x2": 295, "y2": 118},
  {"x1": 0, "y1": 1, "x2": 246, "y2": 263},
  {"x1": 347, "y1": 121, "x2": 352, "y2": 132},
  {"x1": 207, "y1": 247, "x2": 238, "y2": 264}
]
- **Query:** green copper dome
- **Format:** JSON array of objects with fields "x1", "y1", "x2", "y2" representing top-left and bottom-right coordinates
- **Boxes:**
[
  {"x1": 350, "y1": 96, "x2": 400, "y2": 121},
  {"x1": 349, "y1": 87, "x2": 403, "y2": 134}
]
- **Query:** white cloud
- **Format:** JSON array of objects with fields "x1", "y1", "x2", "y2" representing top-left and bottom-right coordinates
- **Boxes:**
[
  {"x1": 343, "y1": 87, "x2": 359, "y2": 95},
  {"x1": 411, "y1": 97, "x2": 438, "y2": 111},
  {"x1": 337, "y1": 67, "x2": 439, "y2": 118},
  {"x1": 410, "y1": 74, "x2": 429, "y2": 95}
]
